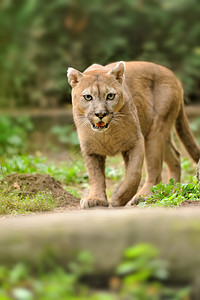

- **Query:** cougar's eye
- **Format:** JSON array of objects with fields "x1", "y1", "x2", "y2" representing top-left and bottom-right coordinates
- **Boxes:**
[
  {"x1": 83, "y1": 94, "x2": 93, "y2": 101},
  {"x1": 106, "y1": 93, "x2": 116, "y2": 100}
]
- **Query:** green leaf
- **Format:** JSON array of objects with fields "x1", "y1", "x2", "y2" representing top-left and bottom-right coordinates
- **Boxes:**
[
  {"x1": 116, "y1": 261, "x2": 138, "y2": 275},
  {"x1": 12, "y1": 288, "x2": 34, "y2": 300},
  {"x1": 123, "y1": 269, "x2": 152, "y2": 284},
  {"x1": 124, "y1": 244, "x2": 159, "y2": 259},
  {"x1": 9, "y1": 263, "x2": 29, "y2": 284}
]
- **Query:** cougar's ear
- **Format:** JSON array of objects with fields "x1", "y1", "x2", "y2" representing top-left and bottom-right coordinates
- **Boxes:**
[
  {"x1": 67, "y1": 67, "x2": 83, "y2": 88},
  {"x1": 108, "y1": 61, "x2": 125, "y2": 84}
]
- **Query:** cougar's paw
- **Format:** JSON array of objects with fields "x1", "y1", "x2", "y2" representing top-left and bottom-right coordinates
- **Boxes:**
[
  {"x1": 125, "y1": 195, "x2": 145, "y2": 207},
  {"x1": 111, "y1": 194, "x2": 131, "y2": 207},
  {"x1": 80, "y1": 198, "x2": 109, "y2": 209},
  {"x1": 110, "y1": 199, "x2": 124, "y2": 207}
]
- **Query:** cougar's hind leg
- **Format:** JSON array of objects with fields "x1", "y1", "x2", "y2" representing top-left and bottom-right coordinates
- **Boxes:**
[
  {"x1": 126, "y1": 81, "x2": 182, "y2": 206},
  {"x1": 126, "y1": 118, "x2": 171, "y2": 206},
  {"x1": 164, "y1": 134, "x2": 181, "y2": 182}
]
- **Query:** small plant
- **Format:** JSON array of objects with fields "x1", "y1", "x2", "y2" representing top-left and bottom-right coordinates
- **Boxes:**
[{"x1": 138, "y1": 178, "x2": 200, "y2": 208}]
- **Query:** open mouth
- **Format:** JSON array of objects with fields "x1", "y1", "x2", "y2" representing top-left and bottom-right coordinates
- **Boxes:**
[{"x1": 92, "y1": 121, "x2": 109, "y2": 130}]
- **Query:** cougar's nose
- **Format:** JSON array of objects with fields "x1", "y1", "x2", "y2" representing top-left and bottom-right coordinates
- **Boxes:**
[{"x1": 95, "y1": 112, "x2": 107, "y2": 119}]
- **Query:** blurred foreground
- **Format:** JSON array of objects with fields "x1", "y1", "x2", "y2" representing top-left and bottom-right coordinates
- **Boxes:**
[{"x1": 1, "y1": 209, "x2": 200, "y2": 299}]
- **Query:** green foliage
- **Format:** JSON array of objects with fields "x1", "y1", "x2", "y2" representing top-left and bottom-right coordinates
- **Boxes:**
[
  {"x1": 0, "y1": 252, "x2": 96, "y2": 300},
  {"x1": 0, "y1": 182, "x2": 56, "y2": 215},
  {"x1": 181, "y1": 157, "x2": 196, "y2": 183},
  {"x1": 139, "y1": 178, "x2": 200, "y2": 208},
  {"x1": 0, "y1": 245, "x2": 190, "y2": 299},
  {"x1": 0, "y1": 154, "x2": 86, "y2": 184},
  {"x1": 65, "y1": 186, "x2": 81, "y2": 198},
  {"x1": 117, "y1": 244, "x2": 167, "y2": 282},
  {"x1": 105, "y1": 166, "x2": 124, "y2": 181},
  {"x1": 0, "y1": 0, "x2": 200, "y2": 108},
  {"x1": 189, "y1": 117, "x2": 200, "y2": 144},
  {"x1": 51, "y1": 125, "x2": 79, "y2": 146},
  {"x1": 0, "y1": 116, "x2": 34, "y2": 155},
  {"x1": 0, "y1": 153, "x2": 125, "y2": 186},
  {"x1": 117, "y1": 244, "x2": 190, "y2": 299}
]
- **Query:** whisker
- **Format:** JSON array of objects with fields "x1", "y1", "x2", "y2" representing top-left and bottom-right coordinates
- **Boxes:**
[
  {"x1": 82, "y1": 121, "x2": 88, "y2": 127},
  {"x1": 75, "y1": 114, "x2": 87, "y2": 120},
  {"x1": 75, "y1": 115, "x2": 86, "y2": 118},
  {"x1": 76, "y1": 114, "x2": 85, "y2": 117},
  {"x1": 114, "y1": 112, "x2": 125, "y2": 118},
  {"x1": 76, "y1": 118, "x2": 90, "y2": 128}
]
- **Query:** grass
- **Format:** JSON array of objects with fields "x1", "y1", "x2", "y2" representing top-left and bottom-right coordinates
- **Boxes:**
[
  {"x1": 0, "y1": 154, "x2": 85, "y2": 215},
  {"x1": 0, "y1": 154, "x2": 195, "y2": 184},
  {"x1": 0, "y1": 182, "x2": 57, "y2": 215},
  {"x1": 0, "y1": 154, "x2": 86, "y2": 184},
  {"x1": 65, "y1": 186, "x2": 82, "y2": 198},
  {"x1": 0, "y1": 153, "x2": 199, "y2": 214},
  {"x1": 0, "y1": 154, "x2": 125, "y2": 187}
]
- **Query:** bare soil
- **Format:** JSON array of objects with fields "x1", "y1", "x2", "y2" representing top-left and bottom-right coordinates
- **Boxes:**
[
  {"x1": 0, "y1": 173, "x2": 80, "y2": 210},
  {"x1": 179, "y1": 200, "x2": 200, "y2": 207}
]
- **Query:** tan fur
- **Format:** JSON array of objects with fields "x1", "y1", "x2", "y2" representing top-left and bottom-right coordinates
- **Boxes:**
[{"x1": 67, "y1": 61, "x2": 200, "y2": 208}]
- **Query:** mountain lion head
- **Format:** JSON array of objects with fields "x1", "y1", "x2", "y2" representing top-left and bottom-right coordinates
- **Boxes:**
[{"x1": 67, "y1": 62, "x2": 125, "y2": 133}]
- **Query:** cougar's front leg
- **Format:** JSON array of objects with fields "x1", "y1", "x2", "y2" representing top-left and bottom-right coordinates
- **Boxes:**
[
  {"x1": 80, "y1": 153, "x2": 108, "y2": 208},
  {"x1": 111, "y1": 137, "x2": 144, "y2": 206}
]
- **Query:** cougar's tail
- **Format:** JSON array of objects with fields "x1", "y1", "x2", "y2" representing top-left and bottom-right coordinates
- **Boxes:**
[{"x1": 175, "y1": 100, "x2": 200, "y2": 163}]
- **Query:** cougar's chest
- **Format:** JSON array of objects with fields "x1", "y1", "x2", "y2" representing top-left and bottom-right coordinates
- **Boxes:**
[
  {"x1": 84, "y1": 127, "x2": 134, "y2": 156},
  {"x1": 97, "y1": 133, "x2": 124, "y2": 156}
]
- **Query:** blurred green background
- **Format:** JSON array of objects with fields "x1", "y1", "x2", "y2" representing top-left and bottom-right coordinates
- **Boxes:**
[{"x1": 0, "y1": 0, "x2": 200, "y2": 109}]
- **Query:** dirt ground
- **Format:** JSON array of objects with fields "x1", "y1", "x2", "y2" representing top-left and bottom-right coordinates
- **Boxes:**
[
  {"x1": 0, "y1": 173, "x2": 81, "y2": 211},
  {"x1": 179, "y1": 200, "x2": 200, "y2": 207}
]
